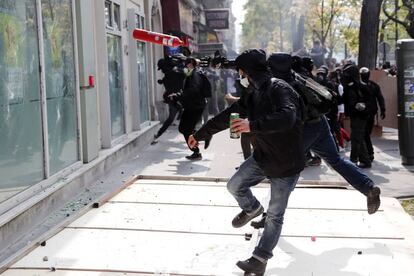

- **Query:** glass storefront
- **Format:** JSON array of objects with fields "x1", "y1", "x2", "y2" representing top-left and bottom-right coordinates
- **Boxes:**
[
  {"x1": 0, "y1": 1, "x2": 44, "y2": 201},
  {"x1": 42, "y1": 0, "x2": 78, "y2": 175},
  {"x1": 106, "y1": 1, "x2": 125, "y2": 139},
  {"x1": 0, "y1": 0, "x2": 78, "y2": 204},
  {"x1": 136, "y1": 14, "x2": 150, "y2": 124},
  {"x1": 107, "y1": 34, "x2": 125, "y2": 138}
]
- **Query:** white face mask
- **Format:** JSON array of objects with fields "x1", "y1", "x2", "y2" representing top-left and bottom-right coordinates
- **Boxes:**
[
  {"x1": 240, "y1": 76, "x2": 249, "y2": 88},
  {"x1": 183, "y1": 68, "x2": 189, "y2": 75}
]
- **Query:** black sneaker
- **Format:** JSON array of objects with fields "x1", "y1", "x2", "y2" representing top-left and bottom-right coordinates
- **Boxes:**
[
  {"x1": 232, "y1": 205, "x2": 264, "y2": 228},
  {"x1": 358, "y1": 162, "x2": 372, "y2": 169},
  {"x1": 367, "y1": 186, "x2": 381, "y2": 215},
  {"x1": 150, "y1": 134, "x2": 159, "y2": 145},
  {"x1": 236, "y1": 256, "x2": 267, "y2": 275},
  {"x1": 185, "y1": 152, "x2": 202, "y2": 160}
]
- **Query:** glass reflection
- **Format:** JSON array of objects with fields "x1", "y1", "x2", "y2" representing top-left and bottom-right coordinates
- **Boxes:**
[
  {"x1": 42, "y1": 0, "x2": 78, "y2": 175},
  {"x1": 0, "y1": 0, "x2": 44, "y2": 203},
  {"x1": 107, "y1": 34, "x2": 125, "y2": 138}
]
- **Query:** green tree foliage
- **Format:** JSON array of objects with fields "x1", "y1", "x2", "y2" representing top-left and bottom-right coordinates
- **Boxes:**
[
  {"x1": 302, "y1": 0, "x2": 361, "y2": 58},
  {"x1": 240, "y1": 0, "x2": 362, "y2": 60},
  {"x1": 241, "y1": 0, "x2": 293, "y2": 52},
  {"x1": 383, "y1": 0, "x2": 414, "y2": 38}
]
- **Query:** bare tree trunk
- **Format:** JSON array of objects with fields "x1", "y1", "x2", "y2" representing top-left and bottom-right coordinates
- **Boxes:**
[
  {"x1": 296, "y1": 15, "x2": 305, "y2": 51},
  {"x1": 280, "y1": 11, "x2": 284, "y2": 51},
  {"x1": 291, "y1": 14, "x2": 297, "y2": 52},
  {"x1": 358, "y1": 0, "x2": 383, "y2": 69}
]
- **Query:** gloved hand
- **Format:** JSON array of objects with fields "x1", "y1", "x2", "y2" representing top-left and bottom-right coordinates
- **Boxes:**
[
  {"x1": 355, "y1": 102, "x2": 366, "y2": 111},
  {"x1": 381, "y1": 112, "x2": 386, "y2": 120}
]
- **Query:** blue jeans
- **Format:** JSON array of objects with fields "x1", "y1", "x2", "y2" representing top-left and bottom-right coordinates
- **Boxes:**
[
  {"x1": 304, "y1": 116, "x2": 374, "y2": 195},
  {"x1": 227, "y1": 156, "x2": 299, "y2": 260}
]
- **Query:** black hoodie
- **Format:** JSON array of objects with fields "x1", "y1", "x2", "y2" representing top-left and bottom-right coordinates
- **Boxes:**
[{"x1": 194, "y1": 49, "x2": 305, "y2": 178}]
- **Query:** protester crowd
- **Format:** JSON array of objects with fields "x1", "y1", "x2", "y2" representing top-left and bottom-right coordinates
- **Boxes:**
[{"x1": 152, "y1": 45, "x2": 385, "y2": 275}]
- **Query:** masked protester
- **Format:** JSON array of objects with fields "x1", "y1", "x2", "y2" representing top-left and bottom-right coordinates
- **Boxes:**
[
  {"x1": 342, "y1": 64, "x2": 372, "y2": 168},
  {"x1": 268, "y1": 53, "x2": 381, "y2": 218},
  {"x1": 302, "y1": 57, "x2": 315, "y2": 78},
  {"x1": 188, "y1": 49, "x2": 304, "y2": 275},
  {"x1": 151, "y1": 57, "x2": 185, "y2": 145},
  {"x1": 359, "y1": 67, "x2": 386, "y2": 161},
  {"x1": 175, "y1": 57, "x2": 212, "y2": 160}
]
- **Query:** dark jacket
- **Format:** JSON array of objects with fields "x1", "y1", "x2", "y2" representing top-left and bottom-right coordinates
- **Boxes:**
[
  {"x1": 194, "y1": 72, "x2": 305, "y2": 178},
  {"x1": 343, "y1": 82, "x2": 371, "y2": 119},
  {"x1": 179, "y1": 69, "x2": 206, "y2": 110},
  {"x1": 365, "y1": 80, "x2": 386, "y2": 116}
]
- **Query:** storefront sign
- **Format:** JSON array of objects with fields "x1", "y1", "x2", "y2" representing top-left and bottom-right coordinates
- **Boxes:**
[{"x1": 205, "y1": 9, "x2": 229, "y2": 30}]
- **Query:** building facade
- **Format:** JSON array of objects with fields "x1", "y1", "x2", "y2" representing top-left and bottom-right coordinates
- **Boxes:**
[
  {"x1": 0, "y1": 0, "x2": 163, "y2": 265},
  {"x1": 200, "y1": 0, "x2": 236, "y2": 56},
  {"x1": 159, "y1": 0, "x2": 236, "y2": 57}
]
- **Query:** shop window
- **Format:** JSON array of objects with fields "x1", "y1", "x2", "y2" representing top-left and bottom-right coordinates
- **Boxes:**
[
  {"x1": 0, "y1": 0, "x2": 44, "y2": 201},
  {"x1": 105, "y1": 1, "x2": 121, "y2": 31},
  {"x1": 135, "y1": 14, "x2": 149, "y2": 123},
  {"x1": 105, "y1": 0, "x2": 124, "y2": 138},
  {"x1": 107, "y1": 34, "x2": 125, "y2": 138},
  {"x1": 0, "y1": 0, "x2": 79, "y2": 205},
  {"x1": 113, "y1": 3, "x2": 120, "y2": 31},
  {"x1": 41, "y1": 0, "x2": 78, "y2": 175},
  {"x1": 105, "y1": 1, "x2": 112, "y2": 28}
]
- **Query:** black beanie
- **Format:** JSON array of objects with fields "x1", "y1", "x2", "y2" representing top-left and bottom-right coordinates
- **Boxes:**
[
  {"x1": 268, "y1": 53, "x2": 292, "y2": 74},
  {"x1": 235, "y1": 49, "x2": 267, "y2": 76}
]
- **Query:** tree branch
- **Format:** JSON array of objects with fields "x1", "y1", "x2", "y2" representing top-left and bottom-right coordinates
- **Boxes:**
[{"x1": 383, "y1": 0, "x2": 408, "y2": 28}]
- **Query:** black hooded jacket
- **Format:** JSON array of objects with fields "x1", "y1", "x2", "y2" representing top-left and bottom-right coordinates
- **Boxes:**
[
  {"x1": 342, "y1": 64, "x2": 371, "y2": 118},
  {"x1": 194, "y1": 50, "x2": 305, "y2": 178},
  {"x1": 179, "y1": 69, "x2": 207, "y2": 110}
]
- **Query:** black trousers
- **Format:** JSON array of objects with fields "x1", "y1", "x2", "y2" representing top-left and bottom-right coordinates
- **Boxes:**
[
  {"x1": 179, "y1": 107, "x2": 205, "y2": 153},
  {"x1": 156, "y1": 103, "x2": 181, "y2": 138},
  {"x1": 365, "y1": 115, "x2": 375, "y2": 158},
  {"x1": 350, "y1": 117, "x2": 371, "y2": 164}
]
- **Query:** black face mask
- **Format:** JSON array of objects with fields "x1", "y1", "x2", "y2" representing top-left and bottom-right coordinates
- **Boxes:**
[
  {"x1": 360, "y1": 73, "x2": 370, "y2": 83},
  {"x1": 316, "y1": 74, "x2": 325, "y2": 82}
]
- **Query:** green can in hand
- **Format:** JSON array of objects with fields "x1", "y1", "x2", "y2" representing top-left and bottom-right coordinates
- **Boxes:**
[{"x1": 230, "y1": 113, "x2": 240, "y2": 139}]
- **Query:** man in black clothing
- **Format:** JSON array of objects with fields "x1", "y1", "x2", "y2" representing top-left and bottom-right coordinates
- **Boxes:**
[
  {"x1": 175, "y1": 57, "x2": 211, "y2": 160},
  {"x1": 268, "y1": 52, "x2": 381, "y2": 215},
  {"x1": 360, "y1": 67, "x2": 386, "y2": 161},
  {"x1": 342, "y1": 64, "x2": 372, "y2": 168},
  {"x1": 310, "y1": 40, "x2": 327, "y2": 68},
  {"x1": 316, "y1": 67, "x2": 341, "y2": 150},
  {"x1": 151, "y1": 57, "x2": 184, "y2": 144},
  {"x1": 188, "y1": 49, "x2": 304, "y2": 275}
]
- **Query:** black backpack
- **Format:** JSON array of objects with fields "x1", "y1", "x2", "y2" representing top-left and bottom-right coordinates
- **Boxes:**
[{"x1": 293, "y1": 73, "x2": 337, "y2": 120}]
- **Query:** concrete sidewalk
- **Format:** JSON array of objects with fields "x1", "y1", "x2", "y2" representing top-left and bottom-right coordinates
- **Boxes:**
[
  {"x1": 2, "y1": 177, "x2": 414, "y2": 275},
  {"x1": 2, "y1": 125, "x2": 414, "y2": 275}
]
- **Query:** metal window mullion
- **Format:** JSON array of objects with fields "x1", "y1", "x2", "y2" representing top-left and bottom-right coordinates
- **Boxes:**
[
  {"x1": 71, "y1": 0, "x2": 82, "y2": 162},
  {"x1": 36, "y1": 0, "x2": 50, "y2": 179}
]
